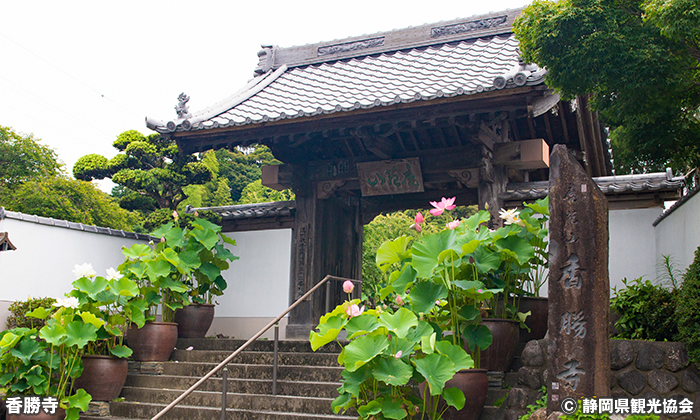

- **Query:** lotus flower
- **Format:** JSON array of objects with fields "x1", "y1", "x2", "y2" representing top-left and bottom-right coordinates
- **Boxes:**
[
  {"x1": 73, "y1": 263, "x2": 96, "y2": 279},
  {"x1": 53, "y1": 297, "x2": 79, "y2": 309},
  {"x1": 499, "y1": 208, "x2": 522, "y2": 226},
  {"x1": 345, "y1": 304, "x2": 364, "y2": 318},
  {"x1": 394, "y1": 350, "x2": 403, "y2": 358},
  {"x1": 411, "y1": 212, "x2": 425, "y2": 232},
  {"x1": 446, "y1": 220, "x2": 460, "y2": 230},
  {"x1": 342, "y1": 280, "x2": 354, "y2": 294},
  {"x1": 105, "y1": 267, "x2": 123, "y2": 281},
  {"x1": 429, "y1": 197, "x2": 456, "y2": 216},
  {"x1": 396, "y1": 295, "x2": 404, "y2": 306}
]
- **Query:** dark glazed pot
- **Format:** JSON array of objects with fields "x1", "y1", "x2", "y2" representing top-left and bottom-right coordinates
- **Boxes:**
[
  {"x1": 174, "y1": 304, "x2": 215, "y2": 338},
  {"x1": 479, "y1": 318, "x2": 520, "y2": 372},
  {"x1": 126, "y1": 321, "x2": 178, "y2": 361},
  {"x1": 519, "y1": 297, "x2": 549, "y2": 342},
  {"x1": 8, "y1": 408, "x2": 65, "y2": 420},
  {"x1": 442, "y1": 369, "x2": 488, "y2": 420},
  {"x1": 73, "y1": 354, "x2": 128, "y2": 401}
]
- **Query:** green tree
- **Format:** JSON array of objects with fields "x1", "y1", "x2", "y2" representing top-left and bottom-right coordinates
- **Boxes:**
[
  {"x1": 514, "y1": 0, "x2": 700, "y2": 174},
  {"x1": 73, "y1": 130, "x2": 213, "y2": 227},
  {"x1": 0, "y1": 126, "x2": 62, "y2": 195},
  {"x1": 6, "y1": 176, "x2": 140, "y2": 230},
  {"x1": 216, "y1": 146, "x2": 280, "y2": 202},
  {"x1": 237, "y1": 180, "x2": 294, "y2": 204}
]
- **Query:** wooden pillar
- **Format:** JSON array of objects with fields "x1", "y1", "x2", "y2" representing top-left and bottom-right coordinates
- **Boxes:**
[
  {"x1": 286, "y1": 164, "x2": 363, "y2": 339},
  {"x1": 477, "y1": 145, "x2": 508, "y2": 222}
]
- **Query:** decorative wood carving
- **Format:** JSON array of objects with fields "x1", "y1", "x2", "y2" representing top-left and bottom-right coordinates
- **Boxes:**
[
  {"x1": 431, "y1": 16, "x2": 508, "y2": 38},
  {"x1": 357, "y1": 158, "x2": 424, "y2": 197},
  {"x1": 318, "y1": 180, "x2": 347, "y2": 199},
  {"x1": 447, "y1": 168, "x2": 480, "y2": 188},
  {"x1": 317, "y1": 37, "x2": 385, "y2": 57}
]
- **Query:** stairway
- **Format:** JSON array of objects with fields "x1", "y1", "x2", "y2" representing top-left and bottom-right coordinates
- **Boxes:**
[{"x1": 80, "y1": 338, "x2": 523, "y2": 420}]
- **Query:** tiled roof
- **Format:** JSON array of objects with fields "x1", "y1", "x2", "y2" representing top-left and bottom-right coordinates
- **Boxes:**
[
  {"x1": 0, "y1": 207, "x2": 154, "y2": 241},
  {"x1": 653, "y1": 185, "x2": 700, "y2": 227},
  {"x1": 146, "y1": 9, "x2": 545, "y2": 134},
  {"x1": 186, "y1": 201, "x2": 296, "y2": 220},
  {"x1": 502, "y1": 171, "x2": 685, "y2": 202}
]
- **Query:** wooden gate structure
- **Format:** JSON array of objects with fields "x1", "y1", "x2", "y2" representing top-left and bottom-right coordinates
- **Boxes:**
[{"x1": 146, "y1": 8, "x2": 613, "y2": 338}]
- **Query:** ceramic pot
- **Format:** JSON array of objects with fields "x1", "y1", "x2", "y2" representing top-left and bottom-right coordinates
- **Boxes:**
[
  {"x1": 126, "y1": 321, "x2": 178, "y2": 361},
  {"x1": 420, "y1": 369, "x2": 488, "y2": 420},
  {"x1": 479, "y1": 318, "x2": 519, "y2": 372},
  {"x1": 73, "y1": 354, "x2": 128, "y2": 401},
  {"x1": 519, "y1": 296, "x2": 549, "y2": 342},
  {"x1": 8, "y1": 408, "x2": 65, "y2": 420},
  {"x1": 174, "y1": 304, "x2": 215, "y2": 338}
]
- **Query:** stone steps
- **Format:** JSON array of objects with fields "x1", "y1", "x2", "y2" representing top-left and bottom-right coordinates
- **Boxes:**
[{"x1": 84, "y1": 338, "x2": 530, "y2": 420}]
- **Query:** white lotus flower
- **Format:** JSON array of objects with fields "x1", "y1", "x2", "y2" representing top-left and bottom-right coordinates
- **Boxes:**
[
  {"x1": 53, "y1": 297, "x2": 80, "y2": 309},
  {"x1": 499, "y1": 208, "x2": 521, "y2": 226},
  {"x1": 73, "y1": 263, "x2": 96, "y2": 279},
  {"x1": 105, "y1": 267, "x2": 123, "y2": 281}
]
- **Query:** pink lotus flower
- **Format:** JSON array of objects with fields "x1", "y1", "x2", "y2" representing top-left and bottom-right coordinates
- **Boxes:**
[
  {"x1": 346, "y1": 304, "x2": 364, "y2": 318},
  {"x1": 411, "y1": 212, "x2": 425, "y2": 232},
  {"x1": 342, "y1": 280, "x2": 354, "y2": 294},
  {"x1": 429, "y1": 197, "x2": 456, "y2": 216},
  {"x1": 394, "y1": 350, "x2": 403, "y2": 358},
  {"x1": 396, "y1": 295, "x2": 404, "y2": 306},
  {"x1": 172, "y1": 210, "x2": 179, "y2": 220},
  {"x1": 446, "y1": 220, "x2": 460, "y2": 230},
  {"x1": 160, "y1": 237, "x2": 166, "y2": 243}
]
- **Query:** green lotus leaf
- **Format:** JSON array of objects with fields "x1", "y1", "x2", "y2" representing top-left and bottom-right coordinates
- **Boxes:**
[
  {"x1": 127, "y1": 302, "x2": 146, "y2": 328},
  {"x1": 379, "y1": 307, "x2": 417, "y2": 339},
  {"x1": 372, "y1": 356, "x2": 413, "y2": 386},
  {"x1": 357, "y1": 399, "x2": 382, "y2": 417},
  {"x1": 472, "y1": 246, "x2": 502, "y2": 274},
  {"x1": 462, "y1": 324, "x2": 492, "y2": 352},
  {"x1": 198, "y1": 262, "x2": 221, "y2": 281},
  {"x1": 453, "y1": 280, "x2": 484, "y2": 292},
  {"x1": 495, "y1": 235, "x2": 535, "y2": 265},
  {"x1": 122, "y1": 243, "x2": 151, "y2": 259},
  {"x1": 79, "y1": 311, "x2": 105, "y2": 329},
  {"x1": 194, "y1": 217, "x2": 222, "y2": 233},
  {"x1": 443, "y1": 387, "x2": 466, "y2": 410},
  {"x1": 526, "y1": 196, "x2": 549, "y2": 215},
  {"x1": 458, "y1": 305, "x2": 481, "y2": 322},
  {"x1": 0, "y1": 372, "x2": 14, "y2": 386},
  {"x1": 164, "y1": 226, "x2": 185, "y2": 248},
  {"x1": 411, "y1": 230, "x2": 461, "y2": 278},
  {"x1": 192, "y1": 226, "x2": 219, "y2": 249},
  {"x1": 376, "y1": 236, "x2": 413, "y2": 273},
  {"x1": 421, "y1": 332, "x2": 436, "y2": 354},
  {"x1": 22, "y1": 366, "x2": 47, "y2": 387},
  {"x1": 220, "y1": 234, "x2": 236, "y2": 245},
  {"x1": 331, "y1": 392, "x2": 354, "y2": 414},
  {"x1": 64, "y1": 321, "x2": 98, "y2": 348},
  {"x1": 25, "y1": 307, "x2": 51, "y2": 320},
  {"x1": 9, "y1": 338, "x2": 42, "y2": 364},
  {"x1": 177, "y1": 250, "x2": 202, "y2": 270},
  {"x1": 346, "y1": 313, "x2": 385, "y2": 339},
  {"x1": 381, "y1": 397, "x2": 408, "y2": 419},
  {"x1": 339, "y1": 363, "x2": 372, "y2": 398},
  {"x1": 65, "y1": 388, "x2": 91, "y2": 420},
  {"x1": 463, "y1": 210, "x2": 491, "y2": 231},
  {"x1": 390, "y1": 265, "x2": 417, "y2": 295},
  {"x1": 160, "y1": 248, "x2": 182, "y2": 270},
  {"x1": 390, "y1": 337, "x2": 418, "y2": 358},
  {"x1": 409, "y1": 282, "x2": 448, "y2": 314},
  {"x1": 73, "y1": 276, "x2": 109, "y2": 300},
  {"x1": 414, "y1": 353, "x2": 456, "y2": 396},
  {"x1": 159, "y1": 277, "x2": 188, "y2": 293},
  {"x1": 343, "y1": 334, "x2": 390, "y2": 372},
  {"x1": 39, "y1": 323, "x2": 66, "y2": 346},
  {"x1": 406, "y1": 320, "x2": 435, "y2": 343},
  {"x1": 109, "y1": 277, "x2": 139, "y2": 297},
  {"x1": 146, "y1": 259, "x2": 172, "y2": 282},
  {"x1": 150, "y1": 222, "x2": 174, "y2": 239},
  {"x1": 310, "y1": 314, "x2": 346, "y2": 351},
  {"x1": 489, "y1": 224, "x2": 519, "y2": 241},
  {"x1": 435, "y1": 340, "x2": 474, "y2": 371},
  {"x1": 109, "y1": 345, "x2": 133, "y2": 358},
  {"x1": 214, "y1": 244, "x2": 238, "y2": 262},
  {"x1": 125, "y1": 262, "x2": 147, "y2": 279}
]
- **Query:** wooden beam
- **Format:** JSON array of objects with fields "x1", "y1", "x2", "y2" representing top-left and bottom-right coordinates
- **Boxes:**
[
  {"x1": 494, "y1": 139, "x2": 550, "y2": 169},
  {"x1": 262, "y1": 164, "x2": 293, "y2": 190}
]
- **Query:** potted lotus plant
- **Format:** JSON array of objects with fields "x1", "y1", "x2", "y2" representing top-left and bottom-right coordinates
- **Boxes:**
[
  {"x1": 66, "y1": 264, "x2": 145, "y2": 401},
  {"x1": 151, "y1": 216, "x2": 238, "y2": 338},
  {"x1": 1, "y1": 297, "x2": 95, "y2": 420}
]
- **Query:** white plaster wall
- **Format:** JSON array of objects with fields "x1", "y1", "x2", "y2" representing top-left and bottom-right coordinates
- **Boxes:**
[
  {"x1": 0, "y1": 218, "x2": 148, "y2": 327},
  {"x1": 215, "y1": 229, "x2": 291, "y2": 319},
  {"x1": 608, "y1": 207, "x2": 663, "y2": 292},
  {"x1": 655, "y1": 192, "x2": 700, "y2": 275}
]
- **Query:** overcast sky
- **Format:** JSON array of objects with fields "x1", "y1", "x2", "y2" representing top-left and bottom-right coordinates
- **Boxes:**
[{"x1": 1, "y1": 0, "x2": 530, "y2": 191}]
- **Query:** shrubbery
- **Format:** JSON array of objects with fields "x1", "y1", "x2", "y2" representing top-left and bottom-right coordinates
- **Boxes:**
[
  {"x1": 675, "y1": 247, "x2": 700, "y2": 363},
  {"x1": 610, "y1": 277, "x2": 677, "y2": 341},
  {"x1": 4, "y1": 296, "x2": 56, "y2": 330}
]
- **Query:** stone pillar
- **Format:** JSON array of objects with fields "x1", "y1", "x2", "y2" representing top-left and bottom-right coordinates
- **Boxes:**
[{"x1": 547, "y1": 145, "x2": 610, "y2": 412}]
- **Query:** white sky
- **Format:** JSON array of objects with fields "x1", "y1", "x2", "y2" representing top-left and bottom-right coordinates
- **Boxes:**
[{"x1": 1, "y1": 0, "x2": 530, "y2": 192}]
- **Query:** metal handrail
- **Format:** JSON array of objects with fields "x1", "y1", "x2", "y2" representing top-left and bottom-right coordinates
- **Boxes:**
[{"x1": 150, "y1": 274, "x2": 357, "y2": 420}]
